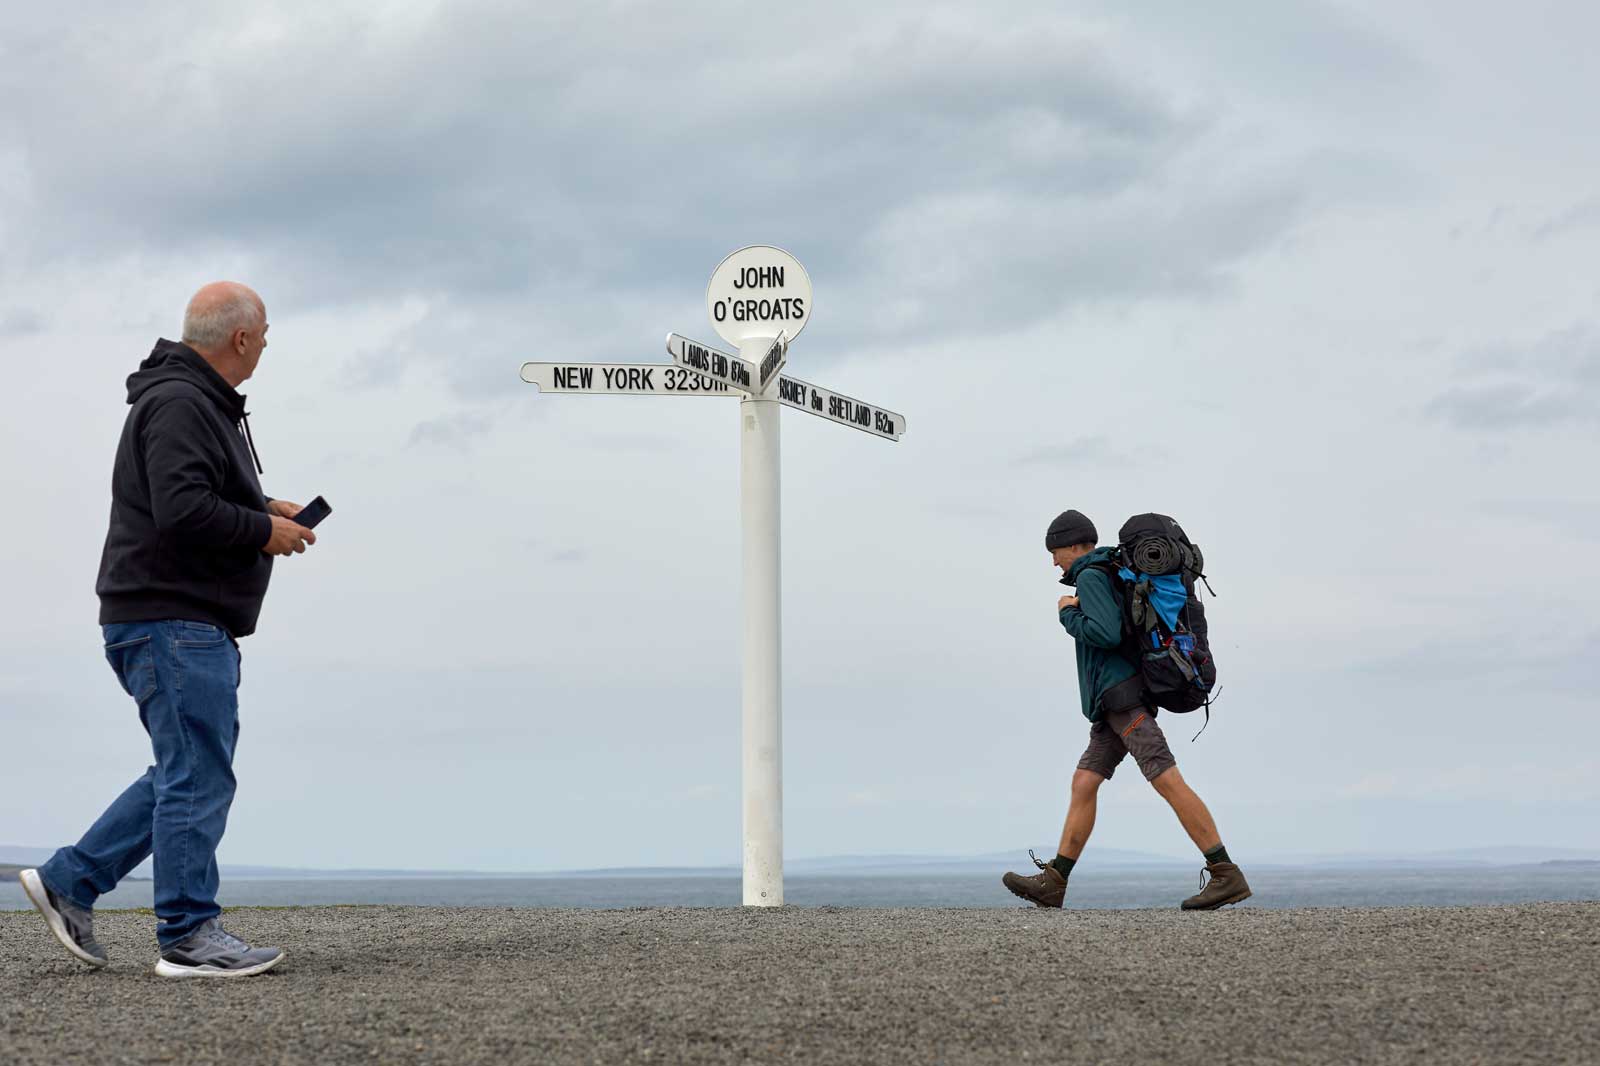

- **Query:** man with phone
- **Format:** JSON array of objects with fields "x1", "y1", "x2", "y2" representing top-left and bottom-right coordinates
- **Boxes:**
[{"x1": 19, "y1": 282, "x2": 318, "y2": 978}]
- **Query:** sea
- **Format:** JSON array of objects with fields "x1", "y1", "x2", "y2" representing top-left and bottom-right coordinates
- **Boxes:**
[{"x1": 3, "y1": 864, "x2": 1596, "y2": 911}]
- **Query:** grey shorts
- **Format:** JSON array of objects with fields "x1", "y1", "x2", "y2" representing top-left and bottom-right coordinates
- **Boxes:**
[{"x1": 1077, "y1": 703, "x2": 1177, "y2": 782}]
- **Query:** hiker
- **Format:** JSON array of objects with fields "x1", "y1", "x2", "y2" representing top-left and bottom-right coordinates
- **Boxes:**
[
  {"x1": 19, "y1": 282, "x2": 312, "y2": 977},
  {"x1": 1002, "y1": 509, "x2": 1251, "y2": 910}
]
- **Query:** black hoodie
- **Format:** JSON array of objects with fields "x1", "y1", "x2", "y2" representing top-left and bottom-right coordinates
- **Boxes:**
[{"x1": 96, "y1": 339, "x2": 275, "y2": 637}]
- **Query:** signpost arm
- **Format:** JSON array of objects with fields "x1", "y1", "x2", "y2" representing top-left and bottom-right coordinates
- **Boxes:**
[{"x1": 740, "y1": 337, "x2": 783, "y2": 906}]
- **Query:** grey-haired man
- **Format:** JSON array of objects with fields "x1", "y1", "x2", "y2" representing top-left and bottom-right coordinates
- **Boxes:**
[{"x1": 21, "y1": 282, "x2": 312, "y2": 977}]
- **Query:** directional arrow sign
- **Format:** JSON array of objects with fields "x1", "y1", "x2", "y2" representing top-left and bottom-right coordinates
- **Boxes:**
[
  {"x1": 666, "y1": 333, "x2": 755, "y2": 394},
  {"x1": 520, "y1": 361, "x2": 736, "y2": 396},
  {"x1": 775, "y1": 375, "x2": 906, "y2": 441},
  {"x1": 758, "y1": 333, "x2": 788, "y2": 392}
]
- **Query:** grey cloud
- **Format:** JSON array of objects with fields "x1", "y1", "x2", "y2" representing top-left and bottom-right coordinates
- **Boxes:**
[
  {"x1": 1477, "y1": 498, "x2": 1600, "y2": 542},
  {"x1": 1429, "y1": 324, "x2": 1600, "y2": 430},
  {"x1": 1531, "y1": 196, "x2": 1600, "y2": 242},
  {"x1": 408, "y1": 410, "x2": 497, "y2": 449},
  {"x1": 0, "y1": 308, "x2": 43, "y2": 337},
  {"x1": 1014, "y1": 435, "x2": 1117, "y2": 468},
  {"x1": 587, "y1": 432, "x2": 685, "y2": 453},
  {"x1": 928, "y1": 501, "x2": 1010, "y2": 521},
  {"x1": 1428, "y1": 382, "x2": 1585, "y2": 430},
  {"x1": 854, "y1": 179, "x2": 1304, "y2": 333},
  {"x1": 0, "y1": 1, "x2": 1323, "y2": 394},
  {"x1": 2, "y1": 6, "x2": 1188, "y2": 289},
  {"x1": 1348, "y1": 628, "x2": 1600, "y2": 696},
  {"x1": 1106, "y1": 0, "x2": 1419, "y2": 108}
]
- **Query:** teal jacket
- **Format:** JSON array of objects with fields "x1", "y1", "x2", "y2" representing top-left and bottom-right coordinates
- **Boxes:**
[{"x1": 1059, "y1": 547, "x2": 1137, "y2": 722}]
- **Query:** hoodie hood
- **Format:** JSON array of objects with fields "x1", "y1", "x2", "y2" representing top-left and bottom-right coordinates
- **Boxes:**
[
  {"x1": 127, "y1": 338, "x2": 263, "y2": 474},
  {"x1": 1063, "y1": 545, "x2": 1119, "y2": 587},
  {"x1": 127, "y1": 338, "x2": 247, "y2": 419}
]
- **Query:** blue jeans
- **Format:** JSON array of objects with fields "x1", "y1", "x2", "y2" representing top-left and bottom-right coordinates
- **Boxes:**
[{"x1": 40, "y1": 620, "x2": 242, "y2": 947}]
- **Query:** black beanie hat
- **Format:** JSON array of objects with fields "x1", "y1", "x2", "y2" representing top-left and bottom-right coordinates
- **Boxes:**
[{"x1": 1045, "y1": 510, "x2": 1098, "y2": 550}]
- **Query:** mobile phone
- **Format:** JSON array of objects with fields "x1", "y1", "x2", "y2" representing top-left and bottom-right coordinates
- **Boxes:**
[{"x1": 291, "y1": 496, "x2": 333, "y2": 529}]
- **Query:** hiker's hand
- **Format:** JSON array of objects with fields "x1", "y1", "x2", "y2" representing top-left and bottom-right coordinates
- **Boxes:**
[
  {"x1": 267, "y1": 499, "x2": 303, "y2": 519},
  {"x1": 264, "y1": 515, "x2": 316, "y2": 556},
  {"x1": 1058, "y1": 595, "x2": 1079, "y2": 611}
]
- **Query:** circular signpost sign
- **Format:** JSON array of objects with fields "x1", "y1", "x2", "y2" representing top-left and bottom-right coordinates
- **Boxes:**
[{"x1": 706, "y1": 245, "x2": 813, "y2": 348}]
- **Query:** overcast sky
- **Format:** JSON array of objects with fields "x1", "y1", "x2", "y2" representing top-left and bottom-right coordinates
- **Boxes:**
[{"x1": 2, "y1": 0, "x2": 1596, "y2": 872}]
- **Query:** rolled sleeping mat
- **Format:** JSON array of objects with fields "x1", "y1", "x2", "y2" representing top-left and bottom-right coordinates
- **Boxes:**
[{"x1": 1128, "y1": 534, "x2": 1184, "y2": 576}]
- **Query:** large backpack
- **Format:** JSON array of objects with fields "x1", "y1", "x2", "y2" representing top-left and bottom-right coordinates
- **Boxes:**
[{"x1": 1087, "y1": 513, "x2": 1219, "y2": 723}]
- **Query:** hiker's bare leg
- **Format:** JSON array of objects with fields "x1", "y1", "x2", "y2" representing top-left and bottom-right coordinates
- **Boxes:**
[
  {"x1": 1150, "y1": 767, "x2": 1222, "y2": 853},
  {"x1": 1056, "y1": 769, "x2": 1105, "y2": 860}
]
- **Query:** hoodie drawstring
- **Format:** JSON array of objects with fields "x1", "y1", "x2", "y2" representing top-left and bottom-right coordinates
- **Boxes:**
[{"x1": 239, "y1": 412, "x2": 264, "y2": 475}]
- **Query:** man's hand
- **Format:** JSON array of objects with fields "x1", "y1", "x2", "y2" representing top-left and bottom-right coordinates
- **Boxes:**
[
  {"x1": 266, "y1": 499, "x2": 303, "y2": 519},
  {"x1": 1058, "y1": 595, "x2": 1080, "y2": 611},
  {"x1": 264, "y1": 515, "x2": 316, "y2": 556}
]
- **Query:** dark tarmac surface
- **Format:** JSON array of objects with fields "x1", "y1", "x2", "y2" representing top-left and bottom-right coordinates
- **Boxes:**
[{"x1": 3, "y1": 902, "x2": 1596, "y2": 1065}]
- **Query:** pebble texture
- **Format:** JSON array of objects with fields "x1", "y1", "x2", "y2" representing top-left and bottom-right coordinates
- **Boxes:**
[{"x1": 2, "y1": 903, "x2": 1596, "y2": 1064}]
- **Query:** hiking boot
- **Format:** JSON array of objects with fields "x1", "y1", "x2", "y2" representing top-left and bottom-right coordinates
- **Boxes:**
[
  {"x1": 1181, "y1": 861, "x2": 1252, "y2": 910},
  {"x1": 1002, "y1": 850, "x2": 1067, "y2": 908},
  {"x1": 19, "y1": 869, "x2": 108, "y2": 968},
  {"x1": 154, "y1": 920, "x2": 284, "y2": 979}
]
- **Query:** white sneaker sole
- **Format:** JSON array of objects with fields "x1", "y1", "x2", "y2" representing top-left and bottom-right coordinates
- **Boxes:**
[
  {"x1": 154, "y1": 951, "x2": 285, "y2": 979},
  {"x1": 19, "y1": 869, "x2": 107, "y2": 969}
]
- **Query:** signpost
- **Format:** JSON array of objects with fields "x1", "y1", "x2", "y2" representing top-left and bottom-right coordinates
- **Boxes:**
[{"x1": 519, "y1": 245, "x2": 904, "y2": 906}]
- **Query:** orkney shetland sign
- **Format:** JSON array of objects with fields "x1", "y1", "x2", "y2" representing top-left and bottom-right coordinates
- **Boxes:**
[
  {"x1": 776, "y1": 375, "x2": 905, "y2": 441},
  {"x1": 706, "y1": 245, "x2": 812, "y2": 348}
]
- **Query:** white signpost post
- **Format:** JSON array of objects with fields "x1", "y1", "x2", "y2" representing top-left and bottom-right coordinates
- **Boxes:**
[{"x1": 520, "y1": 245, "x2": 905, "y2": 907}]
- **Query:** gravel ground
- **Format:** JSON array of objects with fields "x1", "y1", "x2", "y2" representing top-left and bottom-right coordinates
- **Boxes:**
[{"x1": 2, "y1": 902, "x2": 1596, "y2": 1065}]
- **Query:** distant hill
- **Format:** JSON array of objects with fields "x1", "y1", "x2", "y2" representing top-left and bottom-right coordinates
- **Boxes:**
[
  {"x1": 788, "y1": 848, "x2": 1189, "y2": 873},
  {"x1": 5, "y1": 844, "x2": 1597, "y2": 880},
  {"x1": 1261, "y1": 846, "x2": 1600, "y2": 868},
  {"x1": 0, "y1": 847, "x2": 1184, "y2": 880},
  {"x1": 0, "y1": 847, "x2": 52, "y2": 866}
]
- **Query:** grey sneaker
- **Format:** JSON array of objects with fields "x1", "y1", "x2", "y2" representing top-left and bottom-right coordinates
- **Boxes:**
[
  {"x1": 19, "y1": 868, "x2": 108, "y2": 968},
  {"x1": 155, "y1": 919, "x2": 284, "y2": 979}
]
